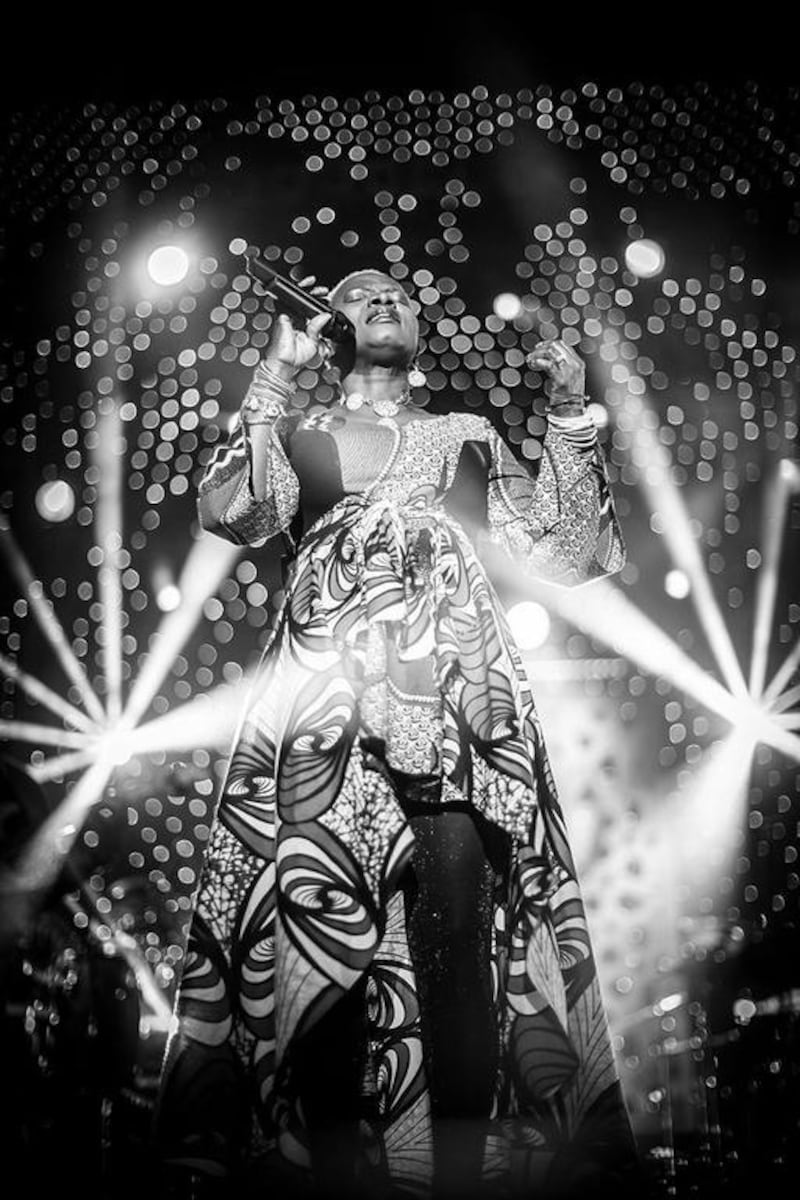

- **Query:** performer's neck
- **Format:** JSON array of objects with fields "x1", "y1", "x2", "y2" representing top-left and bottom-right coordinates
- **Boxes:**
[{"x1": 340, "y1": 367, "x2": 409, "y2": 404}]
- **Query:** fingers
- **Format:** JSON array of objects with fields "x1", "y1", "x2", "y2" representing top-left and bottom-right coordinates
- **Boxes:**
[
  {"x1": 306, "y1": 312, "x2": 333, "y2": 339},
  {"x1": 527, "y1": 338, "x2": 582, "y2": 373},
  {"x1": 528, "y1": 338, "x2": 569, "y2": 362},
  {"x1": 296, "y1": 274, "x2": 330, "y2": 298}
]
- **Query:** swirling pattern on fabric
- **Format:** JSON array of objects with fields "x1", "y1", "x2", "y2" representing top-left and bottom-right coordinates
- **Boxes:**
[{"x1": 156, "y1": 410, "x2": 635, "y2": 1196}]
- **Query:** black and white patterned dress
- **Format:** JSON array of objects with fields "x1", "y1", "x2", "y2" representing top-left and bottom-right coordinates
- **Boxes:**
[{"x1": 156, "y1": 397, "x2": 636, "y2": 1197}]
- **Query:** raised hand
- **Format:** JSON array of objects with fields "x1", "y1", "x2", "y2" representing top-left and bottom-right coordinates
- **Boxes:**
[
  {"x1": 263, "y1": 274, "x2": 334, "y2": 377},
  {"x1": 265, "y1": 311, "x2": 333, "y2": 375},
  {"x1": 527, "y1": 338, "x2": 586, "y2": 407}
]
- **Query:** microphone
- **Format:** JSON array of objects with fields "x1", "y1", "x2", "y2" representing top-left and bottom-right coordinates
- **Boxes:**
[{"x1": 243, "y1": 252, "x2": 354, "y2": 345}]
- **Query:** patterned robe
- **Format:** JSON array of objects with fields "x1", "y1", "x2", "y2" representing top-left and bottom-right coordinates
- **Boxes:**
[{"x1": 156, "y1": 402, "x2": 635, "y2": 1196}]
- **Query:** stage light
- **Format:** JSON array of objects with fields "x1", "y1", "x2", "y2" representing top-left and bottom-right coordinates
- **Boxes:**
[
  {"x1": 146, "y1": 245, "x2": 190, "y2": 287},
  {"x1": 778, "y1": 459, "x2": 800, "y2": 490},
  {"x1": 156, "y1": 584, "x2": 182, "y2": 613},
  {"x1": 585, "y1": 402, "x2": 609, "y2": 429},
  {"x1": 733, "y1": 998, "x2": 757, "y2": 1024},
  {"x1": 35, "y1": 480, "x2": 75, "y2": 523},
  {"x1": 492, "y1": 292, "x2": 522, "y2": 321},
  {"x1": 478, "y1": 539, "x2": 800, "y2": 762},
  {"x1": 624, "y1": 238, "x2": 665, "y2": 279},
  {"x1": 98, "y1": 730, "x2": 136, "y2": 766},
  {"x1": 664, "y1": 569, "x2": 691, "y2": 599},
  {"x1": 654, "y1": 992, "x2": 686, "y2": 1015},
  {"x1": 507, "y1": 600, "x2": 551, "y2": 650}
]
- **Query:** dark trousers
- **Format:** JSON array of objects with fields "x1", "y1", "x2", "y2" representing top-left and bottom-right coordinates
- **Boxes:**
[{"x1": 292, "y1": 802, "x2": 505, "y2": 1199}]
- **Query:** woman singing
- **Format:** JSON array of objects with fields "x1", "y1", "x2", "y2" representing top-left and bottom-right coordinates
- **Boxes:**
[{"x1": 156, "y1": 269, "x2": 638, "y2": 1199}]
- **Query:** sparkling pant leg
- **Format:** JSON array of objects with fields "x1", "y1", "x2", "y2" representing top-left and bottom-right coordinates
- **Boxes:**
[{"x1": 403, "y1": 802, "x2": 506, "y2": 1197}]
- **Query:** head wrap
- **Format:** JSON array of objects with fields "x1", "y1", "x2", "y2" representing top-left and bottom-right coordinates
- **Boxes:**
[{"x1": 327, "y1": 267, "x2": 396, "y2": 302}]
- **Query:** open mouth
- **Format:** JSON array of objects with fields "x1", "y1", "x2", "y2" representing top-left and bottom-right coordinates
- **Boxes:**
[{"x1": 367, "y1": 310, "x2": 400, "y2": 324}]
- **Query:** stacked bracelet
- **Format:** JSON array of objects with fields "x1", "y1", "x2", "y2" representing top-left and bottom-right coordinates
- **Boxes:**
[
  {"x1": 256, "y1": 361, "x2": 297, "y2": 397},
  {"x1": 548, "y1": 393, "x2": 589, "y2": 412},
  {"x1": 241, "y1": 360, "x2": 297, "y2": 424},
  {"x1": 548, "y1": 408, "x2": 597, "y2": 448}
]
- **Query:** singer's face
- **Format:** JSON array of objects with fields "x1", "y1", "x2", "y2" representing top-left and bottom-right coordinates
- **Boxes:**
[{"x1": 330, "y1": 271, "x2": 418, "y2": 366}]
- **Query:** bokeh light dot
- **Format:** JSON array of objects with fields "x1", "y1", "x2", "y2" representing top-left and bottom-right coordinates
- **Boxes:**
[{"x1": 147, "y1": 245, "x2": 190, "y2": 286}]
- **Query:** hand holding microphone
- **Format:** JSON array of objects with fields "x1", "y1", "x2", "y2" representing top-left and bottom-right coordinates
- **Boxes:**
[
  {"x1": 267, "y1": 308, "x2": 334, "y2": 377},
  {"x1": 242, "y1": 250, "x2": 355, "y2": 383}
]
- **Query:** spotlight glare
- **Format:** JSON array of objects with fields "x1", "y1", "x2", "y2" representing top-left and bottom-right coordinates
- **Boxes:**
[
  {"x1": 507, "y1": 601, "x2": 551, "y2": 650},
  {"x1": 655, "y1": 992, "x2": 686, "y2": 1015},
  {"x1": 35, "y1": 480, "x2": 76, "y2": 523},
  {"x1": 624, "y1": 238, "x2": 665, "y2": 279},
  {"x1": 156, "y1": 584, "x2": 182, "y2": 613},
  {"x1": 664, "y1": 569, "x2": 691, "y2": 599},
  {"x1": 147, "y1": 245, "x2": 190, "y2": 287},
  {"x1": 99, "y1": 731, "x2": 135, "y2": 766},
  {"x1": 778, "y1": 459, "x2": 800, "y2": 490},
  {"x1": 492, "y1": 292, "x2": 522, "y2": 321},
  {"x1": 733, "y1": 998, "x2": 757, "y2": 1025},
  {"x1": 585, "y1": 402, "x2": 609, "y2": 429}
]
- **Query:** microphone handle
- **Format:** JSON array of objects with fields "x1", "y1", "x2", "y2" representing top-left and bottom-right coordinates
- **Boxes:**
[{"x1": 243, "y1": 253, "x2": 354, "y2": 345}]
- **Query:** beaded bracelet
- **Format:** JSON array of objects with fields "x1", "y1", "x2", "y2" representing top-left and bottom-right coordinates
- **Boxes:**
[{"x1": 240, "y1": 361, "x2": 296, "y2": 424}]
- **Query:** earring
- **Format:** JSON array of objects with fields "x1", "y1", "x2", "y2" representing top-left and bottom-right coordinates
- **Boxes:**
[{"x1": 408, "y1": 361, "x2": 427, "y2": 388}]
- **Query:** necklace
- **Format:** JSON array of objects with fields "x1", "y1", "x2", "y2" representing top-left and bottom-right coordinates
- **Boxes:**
[{"x1": 339, "y1": 388, "x2": 411, "y2": 418}]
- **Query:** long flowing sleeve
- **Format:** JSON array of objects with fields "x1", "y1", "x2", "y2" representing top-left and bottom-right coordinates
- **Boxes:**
[
  {"x1": 197, "y1": 415, "x2": 300, "y2": 547},
  {"x1": 482, "y1": 416, "x2": 625, "y2": 587}
]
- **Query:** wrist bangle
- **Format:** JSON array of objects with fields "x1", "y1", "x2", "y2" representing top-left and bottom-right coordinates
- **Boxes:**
[
  {"x1": 548, "y1": 409, "x2": 597, "y2": 447},
  {"x1": 240, "y1": 361, "x2": 297, "y2": 424},
  {"x1": 547, "y1": 411, "x2": 595, "y2": 428},
  {"x1": 548, "y1": 393, "x2": 588, "y2": 411},
  {"x1": 256, "y1": 360, "x2": 297, "y2": 397},
  {"x1": 241, "y1": 391, "x2": 286, "y2": 423}
]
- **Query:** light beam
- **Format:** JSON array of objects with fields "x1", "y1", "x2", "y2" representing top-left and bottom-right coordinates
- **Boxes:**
[
  {"x1": 0, "y1": 721, "x2": 91, "y2": 750},
  {"x1": 0, "y1": 653, "x2": 97, "y2": 732},
  {"x1": 14, "y1": 756, "x2": 117, "y2": 893},
  {"x1": 749, "y1": 463, "x2": 792, "y2": 699},
  {"x1": 763, "y1": 637, "x2": 800, "y2": 707},
  {"x1": 625, "y1": 400, "x2": 750, "y2": 700},
  {"x1": 481, "y1": 540, "x2": 800, "y2": 763},
  {"x1": 119, "y1": 532, "x2": 241, "y2": 731},
  {"x1": 0, "y1": 526, "x2": 106, "y2": 723},
  {"x1": 93, "y1": 405, "x2": 125, "y2": 722}
]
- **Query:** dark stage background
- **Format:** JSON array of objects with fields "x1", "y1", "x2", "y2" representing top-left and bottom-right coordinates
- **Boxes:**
[{"x1": 1, "y1": 34, "x2": 799, "y2": 1199}]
